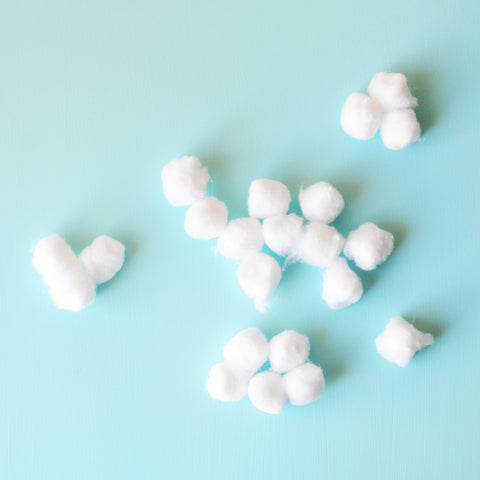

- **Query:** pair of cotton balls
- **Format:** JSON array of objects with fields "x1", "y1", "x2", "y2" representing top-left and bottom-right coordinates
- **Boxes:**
[
  {"x1": 341, "y1": 72, "x2": 421, "y2": 150},
  {"x1": 33, "y1": 234, "x2": 125, "y2": 311},
  {"x1": 206, "y1": 328, "x2": 325, "y2": 414}
]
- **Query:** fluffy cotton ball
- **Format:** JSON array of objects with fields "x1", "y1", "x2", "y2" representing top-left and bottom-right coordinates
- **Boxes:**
[
  {"x1": 343, "y1": 222, "x2": 394, "y2": 271},
  {"x1": 217, "y1": 218, "x2": 264, "y2": 260},
  {"x1": 294, "y1": 222, "x2": 344, "y2": 268},
  {"x1": 79, "y1": 235, "x2": 125, "y2": 284},
  {"x1": 367, "y1": 72, "x2": 418, "y2": 112},
  {"x1": 299, "y1": 181, "x2": 345, "y2": 224},
  {"x1": 380, "y1": 109, "x2": 421, "y2": 150},
  {"x1": 375, "y1": 316, "x2": 434, "y2": 367},
  {"x1": 237, "y1": 253, "x2": 282, "y2": 312},
  {"x1": 161, "y1": 156, "x2": 210, "y2": 206},
  {"x1": 263, "y1": 213, "x2": 303, "y2": 257},
  {"x1": 283, "y1": 362, "x2": 325, "y2": 406},
  {"x1": 340, "y1": 93, "x2": 382, "y2": 140},
  {"x1": 248, "y1": 371, "x2": 287, "y2": 414},
  {"x1": 223, "y1": 327, "x2": 269, "y2": 373},
  {"x1": 184, "y1": 197, "x2": 228, "y2": 240},
  {"x1": 269, "y1": 330, "x2": 310, "y2": 374},
  {"x1": 206, "y1": 363, "x2": 250, "y2": 402},
  {"x1": 247, "y1": 179, "x2": 291, "y2": 219},
  {"x1": 322, "y1": 258, "x2": 363, "y2": 309},
  {"x1": 49, "y1": 267, "x2": 96, "y2": 312}
]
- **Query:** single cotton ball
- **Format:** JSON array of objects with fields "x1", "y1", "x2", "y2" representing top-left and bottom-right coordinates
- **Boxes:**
[
  {"x1": 184, "y1": 197, "x2": 228, "y2": 240},
  {"x1": 367, "y1": 72, "x2": 417, "y2": 112},
  {"x1": 248, "y1": 371, "x2": 287, "y2": 414},
  {"x1": 340, "y1": 93, "x2": 382, "y2": 140},
  {"x1": 380, "y1": 109, "x2": 421, "y2": 150},
  {"x1": 294, "y1": 222, "x2": 344, "y2": 268},
  {"x1": 283, "y1": 363, "x2": 325, "y2": 406},
  {"x1": 263, "y1": 213, "x2": 303, "y2": 257},
  {"x1": 161, "y1": 156, "x2": 210, "y2": 206},
  {"x1": 322, "y1": 258, "x2": 363, "y2": 309},
  {"x1": 205, "y1": 363, "x2": 251, "y2": 402},
  {"x1": 343, "y1": 222, "x2": 394, "y2": 271},
  {"x1": 247, "y1": 179, "x2": 291, "y2": 219},
  {"x1": 223, "y1": 327, "x2": 269, "y2": 373},
  {"x1": 50, "y1": 266, "x2": 96, "y2": 312},
  {"x1": 375, "y1": 316, "x2": 434, "y2": 367},
  {"x1": 237, "y1": 253, "x2": 281, "y2": 312},
  {"x1": 217, "y1": 218, "x2": 264, "y2": 260},
  {"x1": 79, "y1": 235, "x2": 125, "y2": 284},
  {"x1": 299, "y1": 181, "x2": 345, "y2": 224},
  {"x1": 269, "y1": 330, "x2": 310, "y2": 374}
]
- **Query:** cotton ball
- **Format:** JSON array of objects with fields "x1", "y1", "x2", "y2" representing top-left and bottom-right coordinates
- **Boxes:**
[
  {"x1": 247, "y1": 179, "x2": 291, "y2": 219},
  {"x1": 269, "y1": 330, "x2": 310, "y2": 374},
  {"x1": 340, "y1": 93, "x2": 382, "y2": 140},
  {"x1": 375, "y1": 316, "x2": 434, "y2": 367},
  {"x1": 237, "y1": 253, "x2": 281, "y2": 312},
  {"x1": 184, "y1": 197, "x2": 228, "y2": 240},
  {"x1": 322, "y1": 258, "x2": 363, "y2": 309},
  {"x1": 367, "y1": 72, "x2": 417, "y2": 112},
  {"x1": 248, "y1": 371, "x2": 287, "y2": 414},
  {"x1": 206, "y1": 363, "x2": 250, "y2": 402},
  {"x1": 79, "y1": 235, "x2": 125, "y2": 284},
  {"x1": 380, "y1": 109, "x2": 421, "y2": 150},
  {"x1": 263, "y1": 213, "x2": 303, "y2": 256},
  {"x1": 343, "y1": 222, "x2": 394, "y2": 271},
  {"x1": 299, "y1": 181, "x2": 345, "y2": 224},
  {"x1": 223, "y1": 327, "x2": 269, "y2": 373},
  {"x1": 294, "y1": 222, "x2": 344, "y2": 268},
  {"x1": 161, "y1": 156, "x2": 210, "y2": 206},
  {"x1": 217, "y1": 218, "x2": 264, "y2": 260},
  {"x1": 283, "y1": 363, "x2": 325, "y2": 406},
  {"x1": 50, "y1": 267, "x2": 96, "y2": 312}
]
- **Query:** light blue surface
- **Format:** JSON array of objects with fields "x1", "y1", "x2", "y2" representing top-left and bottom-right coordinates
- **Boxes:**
[{"x1": 1, "y1": 1, "x2": 480, "y2": 478}]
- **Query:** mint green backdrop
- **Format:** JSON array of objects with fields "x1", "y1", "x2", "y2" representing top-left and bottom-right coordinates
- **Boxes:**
[{"x1": 1, "y1": 1, "x2": 479, "y2": 478}]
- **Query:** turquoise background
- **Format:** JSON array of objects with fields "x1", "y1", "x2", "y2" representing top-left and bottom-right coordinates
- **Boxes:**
[{"x1": 1, "y1": 1, "x2": 479, "y2": 478}]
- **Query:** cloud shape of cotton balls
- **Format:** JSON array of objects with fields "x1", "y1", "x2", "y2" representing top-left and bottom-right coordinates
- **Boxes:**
[
  {"x1": 33, "y1": 234, "x2": 125, "y2": 311},
  {"x1": 206, "y1": 328, "x2": 325, "y2": 414},
  {"x1": 341, "y1": 72, "x2": 421, "y2": 150}
]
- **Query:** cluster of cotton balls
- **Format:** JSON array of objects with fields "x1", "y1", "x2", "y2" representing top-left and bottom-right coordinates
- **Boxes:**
[
  {"x1": 33, "y1": 234, "x2": 125, "y2": 311},
  {"x1": 162, "y1": 156, "x2": 394, "y2": 311},
  {"x1": 341, "y1": 72, "x2": 421, "y2": 150},
  {"x1": 206, "y1": 328, "x2": 324, "y2": 414}
]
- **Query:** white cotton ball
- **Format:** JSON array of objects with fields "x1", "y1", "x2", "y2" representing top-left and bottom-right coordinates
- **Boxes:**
[
  {"x1": 248, "y1": 371, "x2": 287, "y2": 414},
  {"x1": 223, "y1": 327, "x2": 269, "y2": 374},
  {"x1": 237, "y1": 253, "x2": 281, "y2": 312},
  {"x1": 206, "y1": 363, "x2": 250, "y2": 402},
  {"x1": 50, "y1": 266, "x2": 96, "y2": 312},
  {"x1": 79, "y1": 235, "x2": 125, "y2": 284},
  {"x1": 161, "y1": 155, "x2": 210, "y2": 206},
  {"x1": 217, "y1": 218, "x2": 264, "y2": 260},
  {"x1": 184, "y1": 197, "x2": 228, "y2": 240},
  {"x1": 380, "y1": 109, "x2": 421, "y2": 150},
  {"x1": 367, "y1": 72, "x2": 417, "y2": 112},
  {"x1": 322, "y1": 258, "x2": 363, "y2": 310},
  {"x1": 247, "y1": 179, "x2": 291, "y2": 219},
  {"x1": 375, "y1": 316, "x2": 434, "y2": 367},
  {"x1": 340, "y1": 93, "x2": 382, "y2": 140},
  {"x1": 299, "y1": 181, "x2": 345, "y2": 224},
  {"x1": 283, "y1": 363, "x2": 325, "y2": 406},
  {"x1": 294, "y1": 222, "x2": 344, "y2": 268},
  {"x1": 263, "y1": 213, "x2": 303, "y2": 257},
  {"x1": 343, "y1": 222, "x2": 394, "y2": 271},
  {"x1": 269, "y1": 330, "x2": 310, "y2": 374}
]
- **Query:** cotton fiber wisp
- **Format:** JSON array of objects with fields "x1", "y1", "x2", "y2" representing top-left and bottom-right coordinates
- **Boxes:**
[
  {"x1": 343, "y1": 222, "x2": 394, "y2": 271},
  {"x1": 375, "y1": 316, "x2": 434, "y2": 367},
  {"x1": 322, "y1": 258, "x2": 363, "y2": 309},
  {"x1": 340, "y1": 93, "x2": 382, "y2": 140},
  {"x1": 248, "y1": 179, "x2": 291, "y2": 219},
  {"x1": 367, "y1": 72, "x2": 417, "y2": 112},
  {"x1": 205, "y1": 363, "x2": 250, "y2": 402},
  {"x1": 217, "y1": 217, "x2": 264, "y2": 260},
  {"x1": 299, "y1": 181, "x2": 345, "y2": 224},
  {"x1": 162, "y1": 156, "x2": 210, "y2": 206},
  {"x1": 283, "y1": 362, "x2": 325, "y2": 406},
  {"x1": 184, "y1": 196, "x2": 228, "y2": 240},
  {"x1": 248, "y1": 371, "x2": 287, "y2": 414},
  {"x1": 263, "y1": 213, "x2": 303, "y2": 257},
  {"x1": 380, "y1": 109, "x2": 421, "y2": 151},
  {"x1": 269, "y1": 330, "x2": 310, "y2": 374}
]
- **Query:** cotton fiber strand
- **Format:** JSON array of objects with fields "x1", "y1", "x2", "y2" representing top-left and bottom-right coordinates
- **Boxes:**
[
  {"x1": 248, "y1": 179, "x2": 291, "y2": 219},
  {"x1": 248, "y1": 371, "x2": 287, "y2": 414},
  {"x1": 380, "y1": 109, "x2": 421, "y2": 150},
  {"x1": 162, "y1": 156, "x2": 210, "y2": 206},
  {"x1": 299, "y1": 182, "x2": 344, "y2": 224},
  {"x1": 367, "y1": 72, "x2": 417, "y2": 112},
  {"x1": 375, "y1": 317, "x2": 434, "y2": 367},
  {"x1": 283, "y1": 363, "x2": 325, "y2": 406},
  {"x1": 269, "y1": 330, "x2": 310, "y2": 374},
  {"x1": 263, "y1": 213, "x2": 303, "y2": 257},
  {"x1": 340, "y1": 93, "x2": 382, "y2": 140},
  {"x1": 217, "y1": 217, "x2": 264, "y2": 260},
  {"x1": 322, "y1": 258, "x2": 363, "y2": 309},
  {"x1": 205, "y1": 363, "x2": 250, "y2": 402},
  {"x1": 184, "y1": 197, "x2": 228, "y2": 240}
]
